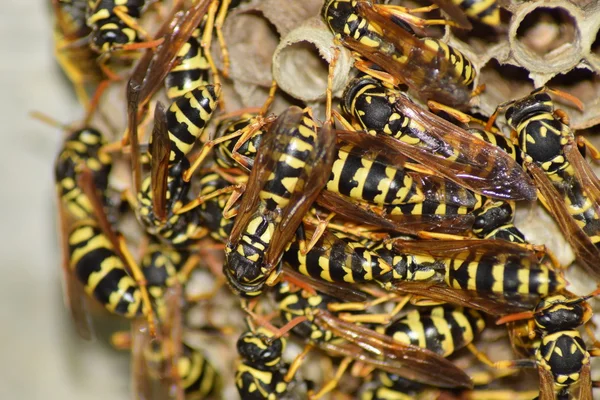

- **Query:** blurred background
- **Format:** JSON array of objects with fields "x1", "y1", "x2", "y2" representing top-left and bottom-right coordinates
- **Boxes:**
[{"x1": 0, "y1": 1, "x2": 131, "y2": 398}]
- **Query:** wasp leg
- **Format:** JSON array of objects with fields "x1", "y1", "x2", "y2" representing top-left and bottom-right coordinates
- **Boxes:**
[
  {"x1": 577, "y1": 136, "x2": 600, "y2": 162},
  {"x1": 298, "y1": 212, "x2": 336, "y2": 255},
  {"x1": 117, "y1": 235, "x2": 158, "y2": 337},
  {"x1": 466, "y1": 343, "x2": 537, "y2": 369},
  {"x1": 175, "y1": 183, "x2": 242, "y2": 214},
  {"x1": 284, "y1": 343, "x2": 314, "y2": 383},
  {"x1": 308, "y1": 357, "x2": 352, "y2": 400},
  {"x1": 215, "y1": 0, "x2": 233, "y2": 78},
  {"x1": 374, "y1": 4, "x2": 462, "y2": 29},
  {"x1": 200, "y1": 0, "x2": 223, "y2": 108},
  {"x1": 183, "y1": 115, "x2": 275, "y2": 182},
  {"x1": 354, "y1": 59, "x2": 403, "y2": 87},
  {"x1": 336, "y1": 296, "x2": 410, "y2": 325}
]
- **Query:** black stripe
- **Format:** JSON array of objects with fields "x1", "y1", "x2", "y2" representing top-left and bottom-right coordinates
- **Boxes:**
[
  {"x1": 92, "y1": 267, "x2": 130, "y2": 306},
  {"x1": 445, "y1": 309, "x2": 463, "y2": 351},
  {"x1": 362, "y1": 155, "x2": 387, "y2": 202},
  {"x1": 73, "y1": 247, "x2": 114, "y2": 284},
  {"x1": 502, "y1": 260, "x2": 521, "y2": 294},
  {"x1": 475, "y1": 257, "x2": 495, "y2": 293},
  {"x1": 421, "y1": 316, "x2": 444, "y2": 355},
  {"x1": 338, "y1": 152, "x2": 361, "y2": 196},
  {"x1": 113, "y1": 285, "x2": 140, "y2": 316}
]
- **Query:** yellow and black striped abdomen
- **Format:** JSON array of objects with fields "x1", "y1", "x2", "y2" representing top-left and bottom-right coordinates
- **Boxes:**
[
  {"x1": 327, "y1": 144, "x2": 424, "y2": 205},
  {"x1": 259, "y1": 111, "x2": 317, "y2": 210},
  {"x1": 382, "y1": 305, "x2": 485, "y2": 357},
  {"x1": 68, "y1": 220, "x2": 142, "y2": 318},
  {"x1": 179, "y1": 344, "x2": 221, "y2": 399},
  {"x1": 422, "y1": 38, "x2": 475, "y2": 87},
  {"x1": 86, "y1": 0, "x2": 145, "y2": 52},
  {"x1": 282, "y1": 230, "x2": 392, "y2": 285},
  {"x1": 444, "y1": 256, "x2": 565, "y2": 298},
  {"x1": 235, "y1": 328, "x2": 288, "y2": 400},
  {"x1": 55, "y1": 128, "x2": 112, "y2": 219},
  {"x1": 165, "y1": 26, "x2": 210, "y2": 99},
  {"x1": 453, "y1": 0, "x2": 500, "y2": 26},
  {"x1": 322, "y1": 0, "x2": 384, "y2": 49},
  {"x1": 163, "y1": 84, "x2": 220, "y2": 165}
]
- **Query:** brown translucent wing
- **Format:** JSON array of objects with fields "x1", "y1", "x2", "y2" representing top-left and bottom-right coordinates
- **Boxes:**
[
  {"x1": 128, "y1": 0, "x2": 210, "y2": 109},
  {"x1": 150, "y1": 102, "x2": 170, "y2": 223},
  {"x1": 576, "y1": 362, "x2": 593, "y2": 400},
  {"x1": 337, "y1": 125, "x2": 536, "y2": 201},
  {"x1": 131, "y1": 286, "x2": 185, "y2": 400},
  {"x1": 350, "y1": 2, "x2": 471, "y2": 107},
  {"x1": 263, "y1": 118, "x2": 337, "y2": 270},
  {"x1": 282, "y1": 267, "x2": 369, "y2": 303},
  {"x1": 130, "y1": 319, "x2": 156, "y2": 400},
  {"x1": 336, "y1": 132, "x2": 477, "y2": 207},
  {"x1": 126, "y1": 0, "x2": 211, "y2": 192},
  {"x1": 429, "y1": 0, "x2": 472, "y2": 29},
  {"x1": 388, "y1": 281, "x2": 535, "y2": 316},
  {"x1": 317, "y1": 190, "x2": 474, "y2": 235},
  {"x1": 528, "y1": 162, "x2": 600, "y2": 280},
  {"x1": 392, "y1": 100, "x2": 536, "y2": 201},
  {"x1": 226, "y1": 110, "x2": 290, "y2": 250},
  {"x1": 56, "y1": 187, "x2": 94, "y2": 340},
  {"x1": 77, "y1": 166, "x2": 123, "y2": 258},
  {"x1": 390, "y1": 238, "x2": 540, "y2": 262},
  {"x1": 313, "y1": 310, "x2": 473, "y2": 389},
  {"x1": 537, "y1": 366, "x2": 556, "y2": 400},
  {"x1": 564, "y1": 142, "x2": 600, "y2": 216}
]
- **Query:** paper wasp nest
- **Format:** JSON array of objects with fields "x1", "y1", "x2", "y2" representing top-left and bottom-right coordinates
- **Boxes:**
[{"x1": 217, "y1": 0, "x2": 600, "y2": 131}]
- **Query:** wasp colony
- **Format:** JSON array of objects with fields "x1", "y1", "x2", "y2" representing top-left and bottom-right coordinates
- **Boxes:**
[{"x1": 45, "y1": 0, "x2": 600, "y2": 398}]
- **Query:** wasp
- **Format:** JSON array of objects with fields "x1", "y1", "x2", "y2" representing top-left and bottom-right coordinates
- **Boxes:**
[
  {"x1": 51, "y1": 0, "x2": 103, "y2": 107},
  {"x1": 273, "y1": 281, "x2": 473, "y2": 398},
  {"x1": 212, "y1": 112, "x2": 478, "y2": 208},
  {"x1": 235, "y1": 324, "x2": 291, "y2": 400},
  {"x1": 491, "y1": 288, "x2": 600, "y2": 400},
  {"x1": 125, "y1": 0, "x2": 213, "y2": 144},
  {"x1": 358, "y1": 305, "x2": 487, "y2": 399},
  {"x1": 322, "y1": 0, "x2": 477, "y2": 107},
  {"x1": 491, "y1": 88, "x2": 600, "y2": 280},
  {"x1": 385, "y1": 238, "x2": 565, "y2": 316},
  {"x1": 409, "y1": 100, "x2": 529, "y2": 244},
  {"x1": 224, "y1": 106, "x2": 336, "y2": 297},
  {"x1": 114, "y1": 282, "x2": 222, "y2": 400},
  {"x1": 132, "y1": 84, "x2": 220, "y2": 247},
  {"x1": 431, "y1": 0, "x2": 500, "y2": 28},
  {"x1": 378, "y1": 0, "x2": 501, "y2": 31},
  {"x1": 340, "y1": 73, "x2": 537, "y2": 202},
  {"x1": 86, "y1": 0, "x2": 153, "y2": 53},
  {"x1": 54, "y1": 126, "x2": 119, "y2": 338}
]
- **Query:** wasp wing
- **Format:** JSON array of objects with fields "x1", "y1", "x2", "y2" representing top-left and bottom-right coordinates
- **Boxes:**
[
  {"x1": 314, "y1": 309, "x2": 473, "y2": 389},
  {"x1": 350, "y1": 1, "x2": 472, "y2": 106},
  {"x1": 226, "y1": 111, "x2": 291, "y2": 252},
  {"x1": 528, "y1": 162, "x2": 600, "y2": 280},
  {"x1": 389, "y1": 281, "x2": 536, "y2": 316},
  {"x1": 537, "y1": 365, "x2": 556, "y2": 400},
  {"x1": 335, "y1": 130, "x2": 477, "y2": 207},
  {"x1": 282, "y1": 267, "x2": 369, "y2": 303},
  {"x1": 317, "y1": 190, "x2": 474, "y2": 235},
  {"x1": 56, "y1": 187, "x2": 95, "y2": 340},
  {"x1": 390, "y1": 238, "x2": 541, "y2": 262},
  {"x1": 150, "y1": 102, "x2": 170, "y2": 223},
  {"x1": 263, "y1": 114, "x2": 337, "y2": 272}
]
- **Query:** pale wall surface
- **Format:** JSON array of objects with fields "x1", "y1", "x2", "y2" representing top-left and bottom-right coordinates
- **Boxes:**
[{"x1": 0, "y1": 1, "x2": 130, "y2": 399}]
